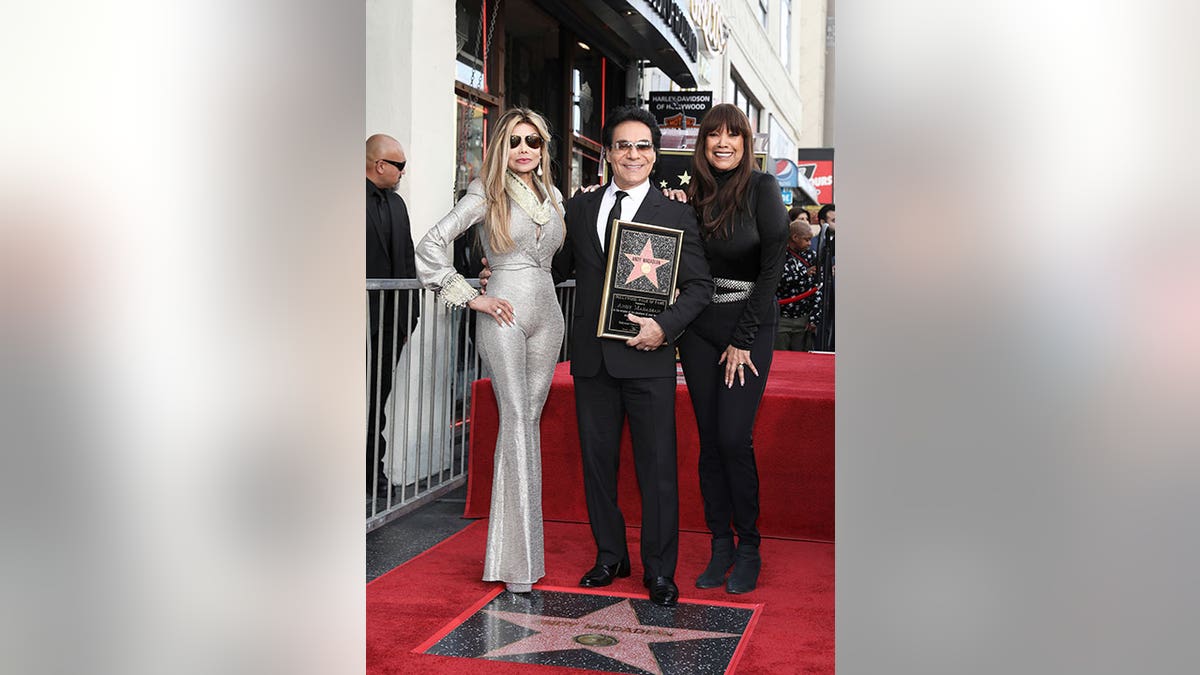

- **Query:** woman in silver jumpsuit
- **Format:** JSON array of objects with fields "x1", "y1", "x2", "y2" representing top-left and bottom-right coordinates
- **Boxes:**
[{"x1": 415, "y1": 108, "x2": 564, "y2": 594}]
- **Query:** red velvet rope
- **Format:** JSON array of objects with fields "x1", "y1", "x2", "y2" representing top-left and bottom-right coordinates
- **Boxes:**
[{"x1": 777, "y1": 287, "x2": 818, "y2": 306}]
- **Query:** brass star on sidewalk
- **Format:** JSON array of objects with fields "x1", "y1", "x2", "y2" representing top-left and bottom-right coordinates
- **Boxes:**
[
  {"x1": 480, "y1": 598, "x2": 740, "y2": 675},
  {"x1": 624, "y1": 239, "x2": 668, "y2": 288},
  {"x1": 677, "y1": 170, "x2": 691, "y2": 185}
]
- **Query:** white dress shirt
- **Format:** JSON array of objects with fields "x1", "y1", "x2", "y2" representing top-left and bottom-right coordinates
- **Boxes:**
[{"x1": 595, "y1": 179, "x2": 652, "y2": 250}]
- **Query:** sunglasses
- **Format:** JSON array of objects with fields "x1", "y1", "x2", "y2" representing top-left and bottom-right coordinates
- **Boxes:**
[
  {"x1": 509, "y1": 134, "x2": 544, "y2": 150},
  {"x1": 380, "y1": 158, "x2": 406, "y2": 172},
  {"x1": 611, "y1": 140, "x2": 654, "y2": 153}
]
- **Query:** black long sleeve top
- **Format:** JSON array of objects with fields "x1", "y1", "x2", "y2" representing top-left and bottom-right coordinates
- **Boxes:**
[{"x1": 689, "y1": 170, "x2": 789, "y2": 350}]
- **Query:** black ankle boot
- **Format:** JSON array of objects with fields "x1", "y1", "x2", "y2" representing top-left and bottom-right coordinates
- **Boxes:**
[
  {"x1": 694, "y1": 537, "x2": 735, "y2": 589},
  {"x1": 725, "y1": 544, "x2": 761, "y2": 594}
]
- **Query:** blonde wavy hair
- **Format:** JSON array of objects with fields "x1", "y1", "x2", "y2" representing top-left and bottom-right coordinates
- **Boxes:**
[{"x1": 479, "y1": 108, "x2": 563, "y2": 253}]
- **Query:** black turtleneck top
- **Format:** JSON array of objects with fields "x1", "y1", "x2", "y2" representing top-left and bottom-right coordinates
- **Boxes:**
[{"x1": 690, "y1": 169, "x2": 789, "y2": 350}]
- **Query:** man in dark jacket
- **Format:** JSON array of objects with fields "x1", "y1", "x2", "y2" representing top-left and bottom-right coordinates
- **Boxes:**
[
  {"x1": 552, "y1": 106, "x2": 713, "y2": 606},
  {"x1": 366, "y1": 133, "x2": 417, "y2": 493}
]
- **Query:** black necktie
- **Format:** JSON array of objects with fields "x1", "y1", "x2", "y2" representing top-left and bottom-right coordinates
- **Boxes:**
[
  {"x1": 375, "y1": 190, "x2": 389, "y2": 222},
  {"x1": 376, "y1": 190, "x2": 393, "y2": 251},
  {"x1": 603, "y1": 190, "x2": 627, "y2": 252}
]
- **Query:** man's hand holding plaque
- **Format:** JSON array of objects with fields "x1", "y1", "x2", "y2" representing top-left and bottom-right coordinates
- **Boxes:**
[{"x1": 625, "y1": 313, "x2": 665, "y2": 351}]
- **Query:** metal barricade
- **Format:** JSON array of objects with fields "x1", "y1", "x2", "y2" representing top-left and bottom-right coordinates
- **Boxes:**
[{"x1": 366, "y1": 278, "x2": 576, "y2": 531}]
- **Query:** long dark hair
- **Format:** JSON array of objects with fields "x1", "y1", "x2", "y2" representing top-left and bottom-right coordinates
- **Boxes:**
[{"x1": 686, "y1": 103, "x2": 756, "y2": 240}]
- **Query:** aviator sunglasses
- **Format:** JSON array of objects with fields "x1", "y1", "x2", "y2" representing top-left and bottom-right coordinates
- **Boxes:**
[{"x1": 509, "y1": 134, "x2": 544, "y2": 150}]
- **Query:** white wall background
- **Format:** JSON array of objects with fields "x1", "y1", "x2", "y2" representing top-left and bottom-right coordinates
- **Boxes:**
[
  {"x1": 366, "y1": 0, "x2": 457, "y2": 240},
  {"x1": 366, "y1": 0, "x2": 461, "y2": 484}
]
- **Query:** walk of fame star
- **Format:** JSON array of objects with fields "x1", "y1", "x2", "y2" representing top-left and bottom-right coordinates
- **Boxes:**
[
  {"x1": 624, "y1": 239, "x2": 668, "y2": 288},
  {"x1": 677, "y1": 170, "x2": 691, "y2": 185},
  {"x1": 480, "y1": 598, "x2": 740, "y2": 675},
  {"x1": 420, "y1": 589, "x2": 759, "y2": 675}
]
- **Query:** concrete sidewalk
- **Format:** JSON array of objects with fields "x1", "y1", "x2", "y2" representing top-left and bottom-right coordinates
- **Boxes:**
[{"x1": 366, "y1": 484, "x2": 473, "y2": 582}]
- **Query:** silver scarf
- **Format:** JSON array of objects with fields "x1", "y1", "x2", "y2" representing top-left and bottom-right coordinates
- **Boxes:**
[{"x1": 504, "y1": 170, "x2": 554, "y2": 225}]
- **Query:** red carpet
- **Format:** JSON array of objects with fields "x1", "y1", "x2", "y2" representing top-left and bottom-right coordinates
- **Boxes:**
[
  {"x1": 367, "y1": 520, "x2": 833, "y2": 674},
  {"x1": 466, "y1": 351, "x2": 834, "y2": 541}
]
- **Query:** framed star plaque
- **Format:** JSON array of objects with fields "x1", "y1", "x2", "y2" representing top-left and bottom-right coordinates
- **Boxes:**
[{"x1": 597, "y1": 219, "x2": 685, "y2": 340}]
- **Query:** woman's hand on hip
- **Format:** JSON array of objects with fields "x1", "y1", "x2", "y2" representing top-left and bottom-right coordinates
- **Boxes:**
[
  {"x1": 467, "y1": 294, "x2": 515, "y2": 326},
  {"x1": 718, "y1": 345, "x2": 758, "y2": 388}
]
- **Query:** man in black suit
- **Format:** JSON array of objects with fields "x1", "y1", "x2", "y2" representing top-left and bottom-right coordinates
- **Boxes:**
[
  {"x1": 813, "y1": 203, "x2": 835, "y2": 350},
  {"x1": 812, "y1": 203, "x2": 835, "y2": 260},
  {"x1": 366, "y1": 133, "x2": 418, "y2": 493},
  {"x1": 551, "y1": 106, "x2": 713, "y2": 606}
]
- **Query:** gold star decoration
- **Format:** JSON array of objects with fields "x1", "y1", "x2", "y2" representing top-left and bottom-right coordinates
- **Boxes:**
[{"x1": 677, "y1": 170, "x2": 691, "y2": 186}]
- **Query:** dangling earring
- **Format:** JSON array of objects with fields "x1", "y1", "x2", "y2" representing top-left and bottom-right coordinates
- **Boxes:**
[{"x1": 536, "y1": 158, "x2": 543, "y2": 177}]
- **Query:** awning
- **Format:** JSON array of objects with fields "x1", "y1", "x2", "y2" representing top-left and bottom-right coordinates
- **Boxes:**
[{"x1": 540, "y1": 0, "x2": 700, "y2": 87}]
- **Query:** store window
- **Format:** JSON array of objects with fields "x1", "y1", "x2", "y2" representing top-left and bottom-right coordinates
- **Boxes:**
[
  {"x1": 570, "y1": 40, "x2": 604, "y2": 194},
  {"x1": 503, "y1": 3, "x2": 559, "y2": 117},
  {"x1": 456, "y1": 0, "x2": 498, "y2": 92},
  {"x1": 780, "y1": 0, "x2": 791, "y2": 67},
  {"x1": 572, "y1": 42, "x2": 603, "y2": 145},
  {"x1": 455, "y1": 0, "x2": 502, "y2": 196},
  {"x1": 732, "y1": 73, "x2": 761, "y2": 133},
  {"x1": 570, "y1": 144, "x2": 601, "y2": 197},
  {"x1": 455, "y1": 97, "x2": 487, "y2": 194}
]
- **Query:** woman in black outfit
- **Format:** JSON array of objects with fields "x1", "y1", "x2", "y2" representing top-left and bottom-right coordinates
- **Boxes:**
[{"x1": 678, "y1": 104, "x2": 789, "y2": 594}]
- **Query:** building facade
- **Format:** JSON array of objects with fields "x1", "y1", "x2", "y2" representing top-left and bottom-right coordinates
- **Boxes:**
[
  {"x1": 367, "y1": 0, "x2": 831, "y2": 240},
  {"x1": 643, "y1": 0, "x2": 833, "y2": 205}
]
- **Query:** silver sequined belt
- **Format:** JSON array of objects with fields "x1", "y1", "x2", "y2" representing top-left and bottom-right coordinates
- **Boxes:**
[{"x1": 712, "y1": 277, "x2": 755, "y2": 303}]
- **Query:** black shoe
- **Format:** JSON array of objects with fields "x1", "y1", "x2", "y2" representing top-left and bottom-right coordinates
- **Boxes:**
[
  {"x1": 579, "y1": 557, "x2": 631, "y2": 587},
  {"x1": 695, "y1": 537, "x2": 735, "y2": 589},
  {"x1": 725, "y1": 545, "x2": 761, "y2": 594},
  {"x1": 643, "y1": 576, "x2": 679, "y2": 607}
]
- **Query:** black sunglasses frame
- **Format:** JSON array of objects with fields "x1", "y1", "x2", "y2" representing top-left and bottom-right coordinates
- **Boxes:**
[
  {"x1": 509, "y1": 134, "x2": 544, "y2": 150},
  {"x1": 380, "y1": 158, "x2": 406, "y2": 172}
]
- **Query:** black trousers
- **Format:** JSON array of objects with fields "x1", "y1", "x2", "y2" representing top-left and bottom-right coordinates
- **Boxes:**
[
  {"x1": 677, "y1": 325, "x2": 775, "y2": 549},
  {"x1": 573, "y1": 369, "x2": 679, "y2": 579}
]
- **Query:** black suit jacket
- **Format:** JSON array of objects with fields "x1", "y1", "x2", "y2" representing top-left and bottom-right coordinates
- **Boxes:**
[
  {"x1": 367, "y1": 180, "x2": 418, "y2": 335},
  {"x1": 552, "y1": 185, "x2": 713, "y2": 379}
]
